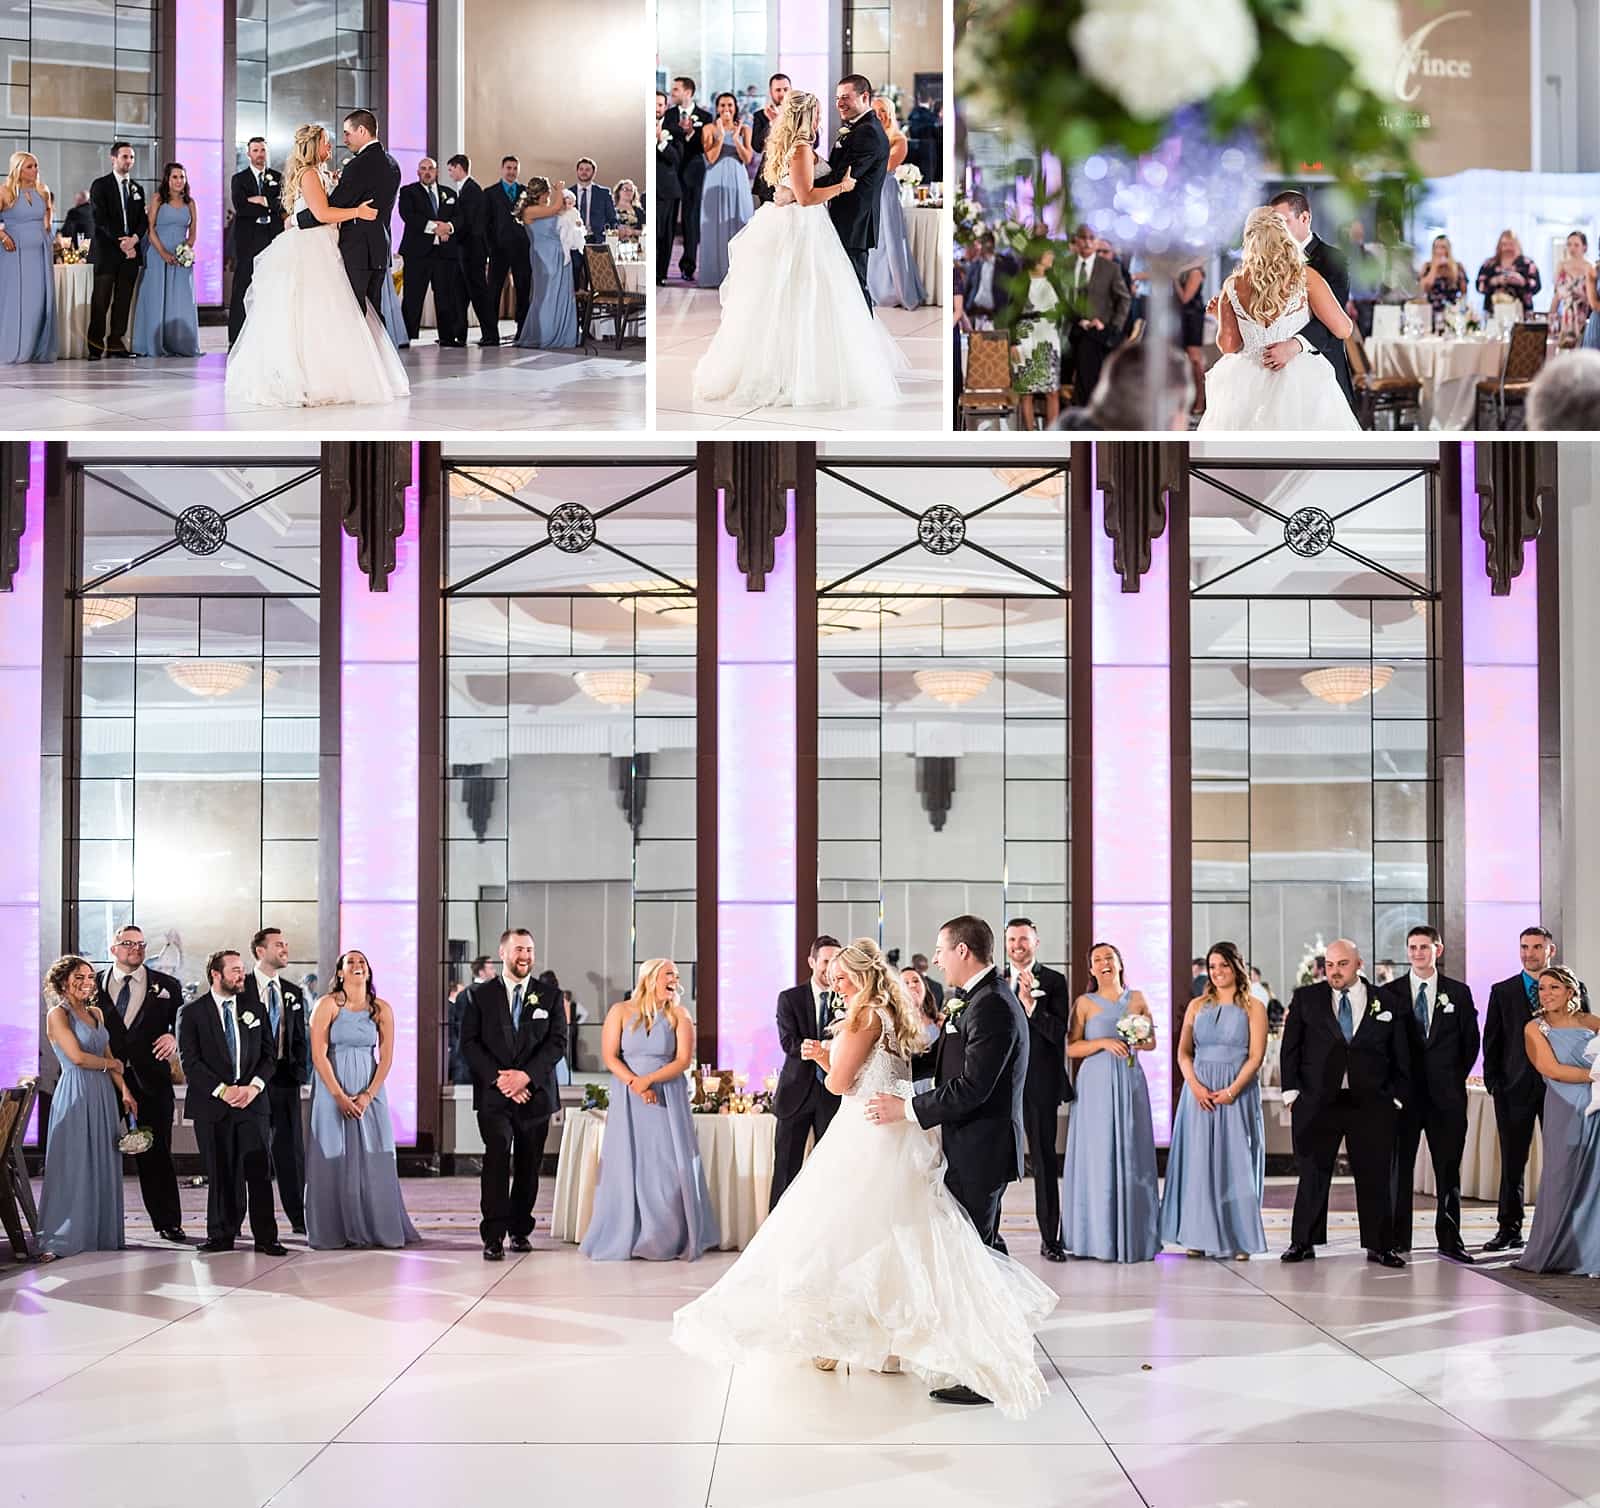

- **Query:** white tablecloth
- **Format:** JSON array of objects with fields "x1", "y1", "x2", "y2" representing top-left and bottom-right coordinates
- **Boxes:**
[
  {"x1": 551, "y1": 1106, "x2": 776, "y2": 1250},
  {"x1": 53, "y1": 262, "x2": 134, "y2": 359},
  {"x1": 906, "y1": 206, "x2": 943, "y2": 304},
  {"x1": 1414, "y1": 1082, "x2": 1542, "y2": 1201},
  {"x1": 615, "y1": 258, "x2": 645, "y2": 294},
  {"x1": 1369, "y1": 334, "x2": 1508, "y2": 430}
]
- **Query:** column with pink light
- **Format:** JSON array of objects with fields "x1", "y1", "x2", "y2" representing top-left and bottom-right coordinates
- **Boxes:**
[
  {"x1": 340, "y1": 448, "x2": 421, "y2": 1142},
  {"x1": 387, "y1": 0, "x2": 431, "y2": 243},
  {"x1": 778, "y1": 0, "x2": 836, "y2": 153},
  {"x1": 1089, "y1": 451, "x2": 1174, "y2": 1144},
  {"x1": 174, "y1": 0, "x2": 225, "y2": 304}
]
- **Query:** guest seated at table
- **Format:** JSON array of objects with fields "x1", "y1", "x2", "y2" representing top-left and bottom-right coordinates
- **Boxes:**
[
  {"x1": 865, "y1": 96, "x2": 926, "y2": 311},
  {"x1": 1550, "y1": 231, "x2": 1593, "y2": 347},
  {"x1": 614, "y1": 179, "x2": 645, "y2": 239},
  {"x1": 1476, "y1": 229, "x2": 1541, "y2": 316},
  {"x1": 60, "y1": 189, "x2": 95, "y2": 251},
  {"x1": 1513, "y1": 966, "x2": 1600, "y2": 1277},
  {"x1": 131, "y1": 162, "x2": 200, "y2": 358},
  {"x1": 1527, "y1": 349, "x2": 1600, "y2": 430},
  {"x1": 513, "y1": 177, "x2": 578, "y2": 350},
  {"x1": 1054, "y1": 342, "x2": 1194, "y2": 431},
  {"x1": 581, "y1": 958, "x2": 719, "y2": 1261},
  {"x1": 0, "y1": 150, "x2": 57, "y2": 365},
  {"x1": 1419, "y1": 235, "x2": 1469, "y2": 317},
  {"x1": 1010, "y1": 247, "x2": 1060, "y2": 429}
]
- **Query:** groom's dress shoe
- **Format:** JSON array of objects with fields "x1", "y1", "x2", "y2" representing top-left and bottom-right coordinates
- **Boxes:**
[
  {"x1": 254, "y1": 1241, "x2": 289, "y2": 1257},
  {"x1": 1040, "y1": 1242, "x2": 1068, "y2": 1263},
  {"x1": 196, "y1": 1239, "x2": 234, "y2": 1254},
  {"x1": 1482, "y1": 1229, "x2": 1524, "y2": 1252},
  {"x1": 483, "y1": 1242, "x2": 504, "y2": 1262},
  {"x1": 509, "y1": 1236, "x2": 533, "y2": 1253},
  {"x1": 1438, "y1": 1243, "x2": 1476, "y2": 1265},
  {"x1": 930, "y1": 1385, "x2": 990, "y2": 1407},
  {"x1": 1367, "y1": 1249, "x2": 1406, "y2": 1269},
  {"x1": 1280, "y1": 1243, "x2": 1316, "y2": 1263}
]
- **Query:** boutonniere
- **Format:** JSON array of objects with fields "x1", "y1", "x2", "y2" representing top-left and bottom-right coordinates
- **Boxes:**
[
  {"x1": 527, "y1": 991, "x2": 540, "y2": 1009},
  {"x1": 836, "y1": 125, "x2": 853, "y2": 141},
  {"x1": 944, "y1": 997, "x2": 970, "y2": 1030},
  {"x1": 1438, "y1": 993, "x2": 1455, "y2": 1014},
  {"x1": 240, "y1": 1011, "x2": 259, "y2": 1028}
]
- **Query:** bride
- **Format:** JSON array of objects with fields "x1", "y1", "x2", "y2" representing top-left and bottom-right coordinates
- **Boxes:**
[
  {"x1": 692, "y1": 91, "x2": 907, "y2": 410},
  {"x1": 226, "y1": 123, "x2": 410, "y2": 408},
  {"x1": 671, "y1": 938, "x2": 1057, "y2": 1419},
  {"x1": 1197, "y1": 206, "x2": 1359, "y2": 431}
]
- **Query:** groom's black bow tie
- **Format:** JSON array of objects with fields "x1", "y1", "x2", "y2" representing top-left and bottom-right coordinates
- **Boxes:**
[{"x1": 947, "y1": 986, "x2": 969, "y2": 1004}]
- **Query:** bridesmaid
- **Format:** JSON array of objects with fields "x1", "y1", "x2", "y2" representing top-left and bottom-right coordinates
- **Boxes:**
[
  {"x1": 37, "y1": 955, "x2": 134, "y2": 1259},
  {"x1": 697, "y1": 93, "x2": 754, "y2": 288},
  {"x1": 303, "y1": 949, "x2": 420, "y2": 1250},
  {"x1": 1514, "y1": 966, "x2": 1600, "y2": 1276},
  {"x1": 581, "y1": 958, "x2": 719, "y2": 1261},
  {"x1": 380, "y1": 260, "x2": 410, "y2": 350},
  {"x1": 0, "y1": 151, "x2": 56, "y2": 364},
  {"x1": 131, "y1": 162, "x2": 200, "y2": 358},
  {"x1": 1060, "y1": 941, "x2": 1160, "y2": 1262},
  {"x1": 515, "y1": 176, "x2": 578, "y2": 350},
  {"x1": 1159, "y1": 940, "x2": 1267, "y2": 1259},
  {"x1": 866, "y1": 97, "x2": 926, "y2": 310}
]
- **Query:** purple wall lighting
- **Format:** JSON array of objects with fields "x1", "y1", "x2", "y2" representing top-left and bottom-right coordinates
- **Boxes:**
[
  {"x1": 174, "y1": 0, "x2": 225, "y2": 304},
  {"x1": 717, "y1": 498, "x2": 797, "y2": 1081},
  {"x1": 340, "y1": 448, "x2": 420, "y2": 1142},
  {"x1": 1459, "y1": 442, "x2": 1541, "y2": 1053},
  {"x1": 1088, "y1": 451, "x2": 1174, "y2": 1145},
  {"x1": 0, "y1": 446, "x2": 44, "y2": 1130},
  {"x1": 387, "y1": 0, "x2": 431, "y2": 246},
  {"x1": 779, "y1": 0, "x2": 833, "y2": 155}
]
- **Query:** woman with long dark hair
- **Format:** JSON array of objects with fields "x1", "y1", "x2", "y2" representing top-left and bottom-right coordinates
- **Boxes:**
[{"x1": 131, "y1": 161, "x2": 200, "y2": 357}]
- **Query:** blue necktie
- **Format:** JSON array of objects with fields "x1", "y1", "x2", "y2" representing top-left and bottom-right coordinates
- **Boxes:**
[
  {"x1": 1338, "y1": 989, "x2": 1353, "y2": 1042},
  {"x1": 510, "y1": 984, "x2": 524, "y2": 1032},
  {"x1": 114, "y1": 977, "x2": 131, "y2": 1020},
  {"x1": 814, "y1": 991, "x2": 830, "y2": 1083},
  {"x1": 222, "y1": 1000, "x2": 238, "y2": 1072},
  {"x1": 268, "y1": 980, "x2": 281, "y2": 1044},
  {"x1": 1526, "y1": 977, "x2": 1538, "y2": 1013},
  {"x1": 1414, "y1": 982, "x2": 1429, "y2": 1034}
]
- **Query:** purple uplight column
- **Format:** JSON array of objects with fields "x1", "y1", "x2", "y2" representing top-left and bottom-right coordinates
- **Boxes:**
[
  {"x1": 0, "y1": 445, "x2": 44, "y2": 1132},
  {"x1": 387, "y1": 0, "x2": 431, "y2": 247},
  {"x1": 340, "y1": 447, "x2": 420, "y2": 1142},
  {"x1": 1089, "y1": 451, "x2": 1174, "y2": 1144},
  {"x1": 1460, "y1": 442, "x2": 1541, "y2": 1066},
  {"x1": 779, "y1": 0, "x2": 832, "y2": 155},
  {"x1": 174, "y1": 0, "x2": 225, "y2": 304},
  {"x1": 717, "y1": 498, "x2": 796, "y2": 1080}
]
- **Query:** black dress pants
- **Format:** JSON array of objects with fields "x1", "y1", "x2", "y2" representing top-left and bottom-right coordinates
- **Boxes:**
[
  {"x1": 196, "y1": 1112, "x2": 278, "y2": 1246},
  {"x1": 1289, "y1": 1090, "x2": 1397, "y2": 1251},
  {"x1": 477, "y1": 1104, "x2": 548, "y2": 1245},
  {"x1": 1492, "y1": 1086, "x2": 1545, "y2": 1235},
  {"x1": 769, "y1": 1090, "x2": 839, "y2": 1209},
  {"x1": 1390, "y1": 1102, "x2": 1467, "y2": 1251},
  {"x1": 1023, "y1": 1097, "x2": 1062, "y2": 1246}
]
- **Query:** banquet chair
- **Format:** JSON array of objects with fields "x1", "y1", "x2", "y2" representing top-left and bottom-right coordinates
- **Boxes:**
[
  {"x1": 583, "y1": 245, "x2": 645, "y2": 351},
  {"x1": 1475, "y1": 321, "x2": 1549, "y2": 430},
  {"x1": 0, "y1": 1081, "x2": 42, "y2": 1260},
  {"x1": 959, "y1": 329, "x2": 1020, "y2": 429},
  {"x1": 1344, "y1": 331, "x2": 1421, "y2": 430}
]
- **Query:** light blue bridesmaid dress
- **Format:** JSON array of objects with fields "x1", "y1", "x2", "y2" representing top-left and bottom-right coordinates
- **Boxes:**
[
  {"x1": 0, "y1": 187, "x2": 56, "y2": 363},
  {"x1": 1515, "y1": 1025, "x2": 1600, "y2": 1276},
  {"x1": 581, "y1": 1010, "x2": 719, "y2": 1261},
  {"x1": 1158, "y1": 1002, "x2": 1266, "y2": 1256},
  {"x1": 867, "y1": 172, "x2": 926, "y2": 309},
  {"x1": 1060, "y1": 992, "x2": 1160, "y2": 1262},
  {"x1": 37, "y1": 1009, "x2": 125, "y2": 1258},
  {"x1": 304, "y1": 1007, "x2": 420, "y2": 1250},
  {"x1": 131, "y1": 201, "x2": 200, "y2": 356},
  {"x1": 380, "y1": 259, "x2": 410, "y2": 349},
  {"x1": 515, "y1": 216, "x2": 578, "y2": 349},
  {"x1": 696, "y1": 128, "x2": 753, "y2": 288}
]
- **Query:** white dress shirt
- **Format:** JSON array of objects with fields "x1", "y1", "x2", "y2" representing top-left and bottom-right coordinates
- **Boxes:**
[{"x1": 107, "y1": 965, "x2": 148, "y2": 1028}]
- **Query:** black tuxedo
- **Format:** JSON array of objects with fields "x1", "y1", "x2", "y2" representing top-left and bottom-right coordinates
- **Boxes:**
[
  {"x1": 483, "y1": 177, "x2": 532, "y2": 329},
  {"x1": 177, "y1": 991, "x2": 279, "y2": 1247},
  {"x1": 297, "y1": 142, "x2": 401, "y2": 317},
  {"x1": 98, "y1": 966, "x2": 183, "y2": 1231},
  {"x1": 229, "y1": 164, "x2": 284, "y2": 344},
  {"x1": 1381, "y1": 973, "x2": 1477, "y2": 1252},
  {"x1": 238, "y1": 971, "x2": 310, "y2": 1229},
  {"x1": 87, "y1": 171, "x2": 147, "y2": 355},
  {"x1": 1280, "y1": 978, "x2": 1411, "y2": 1251},
  {"x1": 1003, "y1": 961, "x2": 1074, "y2": 1247},
  {"x1": 399, "y1": 180, "x2": 467, "y2": 344},
  {"x1": 668, "y1": 104, "x2": 713, "y2": 278},
  {"x1": 450, "y1": 176, "x2": 500, "y2": 340},
  {"x1": 1482, "y1": 972, "x2": 1548, "y2": 1235},
  {"x1": 769, "y1": 981, "x2": 842, "y2": 1207},
  {"x1": 814, "y1": 111, "x2": 890, "y2": 309},
  {"x1": 654, "y1": 134, "x2": 685, "y2": 283},
  {"x1": 911, "y1": 969, "x2": 1029, "y2": 1249},
  {"x1": 459, "y1": 975, "x2": 567, "y2": 1245},
  {"x1": 1301, "y1": 233, "x2": 1358, "y2": 417},
  {"x1": 61, "y1": 201, "x2": 96, "y2": 253}
]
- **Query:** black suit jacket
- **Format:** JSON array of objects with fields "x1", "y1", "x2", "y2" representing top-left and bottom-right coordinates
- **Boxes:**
[
  {"x1": 238, "y1": 972, "x2": 311, "y2": 1088},
  {"x1": 1004, "y1": 961, "x2": 1075, "y2": 1106},
  {"x1": 231, "y1": 165, "x2": 284, "y2": 261},
  {"x1": 297, "y1": 143, "x2": 400, "y2": 272},
  {"x1": 1378, "y1": 973, "x2": 1477, "y2": 1116},
  {"x1": 671, "y1": 106, "x2": 714, "y2": 185},
  {"x1": 89, "y1": 173, "x2": 147, "y2": 268},
  {"x1": 1302, "y1": 233, "x2": 1357, "y2": 412},
  {"x1": 1482, "y1": 973, "x2": 1546, "y2": 1100},
  {"x1": 1280, "y1": 978, "x2": 1411, "y2": 1115},
  {"x1": 458, "y1": 976, "x2": 567, "y2": 1118},
  {"x1": 399, "y1": 181, "x2": 461, "y2": 263},
  {"x1": 815, "y1": 112, "x2": 890, "y2": 252},
  {"x1": 773, "y1": 981, "x2": 841, "y2": 1120},
  {"x1": 483, "y1": 178, "x2": 527, "y2": 251},
  {"x1": 98, "y1": 966, "x2": 181, "y2": 1105},
  {"x1": 61, "y1": 202, "x2": 96, "y2": 253},
  {"x1": 452, "y1": 177, "x2": 489, "y2": 247},
  {"x1": 911, "y1": 970, "x2": 1028, "y2": 1192},
  {"x1": 178, "y1": 992, "x2": 273, "y2": 1124},
  {"x1": 655, "y1": 136, "x2": 686, "y2": 203}
]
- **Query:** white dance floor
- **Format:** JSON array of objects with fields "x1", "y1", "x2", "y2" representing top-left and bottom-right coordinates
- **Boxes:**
[{"x1": 2, "y1": 1179, "x2": 1596, "y2": 1508}]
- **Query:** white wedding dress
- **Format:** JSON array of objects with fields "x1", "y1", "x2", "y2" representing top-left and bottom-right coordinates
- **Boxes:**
[
  {"x1": 225, "y1": 171, "x2": 410, "y2": 409},
  {"x1": 1197, "y1": 282, "x2": 1359, "y2": 431},
  {"x1": 692, "y1": 155, "x2": 909, "y2": 410},
  {"x1": 671, "y1": 1005, "x2": 1058, "y2": 1418}
]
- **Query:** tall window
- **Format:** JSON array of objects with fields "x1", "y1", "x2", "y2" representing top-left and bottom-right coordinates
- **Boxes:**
[
  {"x1": 73, "y1": 460, "x2": 323, "y2": 993},
  {"x1": 816, "y1": 459, "x2": 1070, "y2": 974},
  {"x1": 442, "y1": 460, "x2": 697, "y2": 1071},
  {"x1": 1189, "y1": 459, "x2": 1440, "y2": 997}
]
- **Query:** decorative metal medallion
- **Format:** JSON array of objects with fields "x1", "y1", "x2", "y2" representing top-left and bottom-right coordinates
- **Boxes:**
[
  {"x1": 548, "y1": 502, "x2": 597, "y2": 553},
  {"x1": 1284, "y1": 507, "x2": 1335, "y2": 558},
  {"x1": 917, "y1": 505, "x2": 967, "y2": 555},
  {"x1": 174, "y1": 504, "x2": 227, "y2": 556}
]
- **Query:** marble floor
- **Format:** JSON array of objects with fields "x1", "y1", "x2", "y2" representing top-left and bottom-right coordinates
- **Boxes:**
[
  {"x1": 0, "y1": 325, "x2": 645, "y2": 432},
  {"x1": 4, "y1": 1177, "x2": 1596, "y2": 1508},
  {"x1": 654, "y1": 283, "x2": 946, "y2": 432}
]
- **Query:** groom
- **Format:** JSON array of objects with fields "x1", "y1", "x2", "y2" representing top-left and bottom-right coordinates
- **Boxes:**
[
  {"x1": 813, "y1": 74, "x2": 890, "y2": 310},
  {"x1": 868, "y1": 914, "x2": 1029, "y2": 1408},
  {"x1": 298, "y1": 109, "x2": 401, "y2": 320},
  {"x1": 1264, "y1": 189, "x2": 1357, "y2": 415}
]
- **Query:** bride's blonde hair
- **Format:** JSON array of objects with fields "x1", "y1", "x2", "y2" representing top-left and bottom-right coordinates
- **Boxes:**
[
  {"x1": 1230, "y1": 206, "x2": 1307, "y2": 328},
  {"x1": 763, "y1": 90, "x2": 820, "y2": 189},
  {"x1": 280, "y1": 125, "x2": 326, "y2": 220},
  {"x1": 830, "y1": 938, "x2": 927, "y2": 1057}
]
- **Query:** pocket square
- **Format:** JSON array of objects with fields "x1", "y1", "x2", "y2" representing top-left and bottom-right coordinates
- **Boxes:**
[
  {"x1": 291, "y1": 1001, "x2": 303, "y2": 1011},
  {"x1": 1442, "y1": 1003, "x2": 1455, "y2": 1014},
  {"x1": 531, "y1": 1007, "x2": 549, "y2": 1020},
  {"x1": 1375, "y1": 1011, "x2": 1393, "y2": 1022},
  {"x1": 945, "y1": 1023, "x2": 957, "y2": 1035}
]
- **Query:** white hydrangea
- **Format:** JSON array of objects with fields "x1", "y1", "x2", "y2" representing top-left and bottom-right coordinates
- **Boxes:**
[
  {"x1": 1072, "y1": 0, "x2": 1259, "y2": 121},
  {"x1": 1285, "y1": 0, "x2": 1406, "y2": 98}
]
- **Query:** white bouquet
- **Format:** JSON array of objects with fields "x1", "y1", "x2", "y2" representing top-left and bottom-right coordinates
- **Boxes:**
[
  {"x1": 117, "y1": 1115, "x2": 154, "y2": 1155},
  {"x1": 1072, "y1": 0, "x2": 1258, "y2": 121},
  {"x1": 1584, "y1": 1034, "x2": 1600, "y2": 1117},
  {"x1": 173, "y1": 244, "x2": 195, "y2": 269},
  {"x1": 895, "y1": 164, "x2": 923, "y2": 187},
  {"x1": 1115, "y1": 1013, "x2": 1153, "y2": 1062}
]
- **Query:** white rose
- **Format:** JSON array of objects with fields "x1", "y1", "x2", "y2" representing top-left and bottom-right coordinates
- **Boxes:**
[
  {"x1": 1073, "y1": 0, "x2": 1258, "y2": 121},
  {"x1": 1285, "y1": 0, "x2": 1405, "y2": 99}
]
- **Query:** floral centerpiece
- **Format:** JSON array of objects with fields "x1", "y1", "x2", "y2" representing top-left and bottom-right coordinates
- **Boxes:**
[
  {"x1": 692, "y1": 1067, "x2": 764, "y2": 1114},
  {"x1": 1295, "y1": 935, "x2": 1330, "y2": 989},
  {"x1": 580, "y1": 1082, "x2": 610, "y2": 1112},
  {"x1": 895, "y1": 163, "x2": 923, "y2": 188},
  {"x1": 56, "y1": 242, "x2": 88, "y2": 266}
]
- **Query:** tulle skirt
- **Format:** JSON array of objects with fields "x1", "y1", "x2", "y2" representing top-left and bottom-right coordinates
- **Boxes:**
[
  {"x1": 1197, "y1": 350, "x2": 1360, "y2": 432},
  {"x1": 671, "y1": 1094, "x2": 1058, "y2": 1418},
  {"x1": 226, "y1": 224, "x2": 410, "y2": 408},
  {"x1": 692, "y1": 201, "x2": 908, "y2": 410}
]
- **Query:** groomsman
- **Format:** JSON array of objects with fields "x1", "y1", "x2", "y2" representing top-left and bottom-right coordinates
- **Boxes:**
[
  {"x1": 178, "y1": 950, "x2": 285, "y2": 1255},
  {"x1": 667, "y1": 77, "x2": 712, "y2": 280},
  {"x1": 399, "y1": 158, "x2": 467, "y2": 345},
  {"x1": 770, "y1": 935, "x2": 843, "y2": 1208},
  {"x1": 485, "y1": 155, "x2": 531, "y2": 329},
  {"x1": 459, "y1": 928, "x2": 567, "y2": 1260},
  {"x1": 98, "y1": 925, "x2": 186, "y2": 1243},
  {"x1": 1280, "y1": 938, "x2": 1411, "y2": 1267},
  {"x1": 445, "y1": 155, "x2": 499, "y2": 344},
  {"x1": 572, "y1": 159, "x2": 617, "y2": 240},
  {"x1": 1482, "y1": 925, "x2": 1558, "y2": 1251},
  {"x1": 1381, "y1": 926, "x2": 1478, "y2": 1263},
  {"x1": 1002, "y1": 919, "x2": 1073, "y2": 1260},
  {"x1": 229, "y1": 137, "x2": 283, "y2": 345},
  {"x1": 87, "y1": 142, "x2": 146, "y2": 358},
  {"x1": 654, "y1": 93, "x2": 685, "y2": 286},
  {"x1": 749, "y1": 73, "x2": 790, "y2": 207},
  {"x1": 239, "y1": 927, "x2": 309, "y2": 1235}
]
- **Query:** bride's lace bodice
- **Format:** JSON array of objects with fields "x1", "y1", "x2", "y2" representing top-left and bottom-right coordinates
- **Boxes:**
[
  {"x1": 841, "y1": 1005, "x2": 912, "y2": 1099},
  {"x1": 1225, "y1": 281, "x2": 1309, "y2": 359}
]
